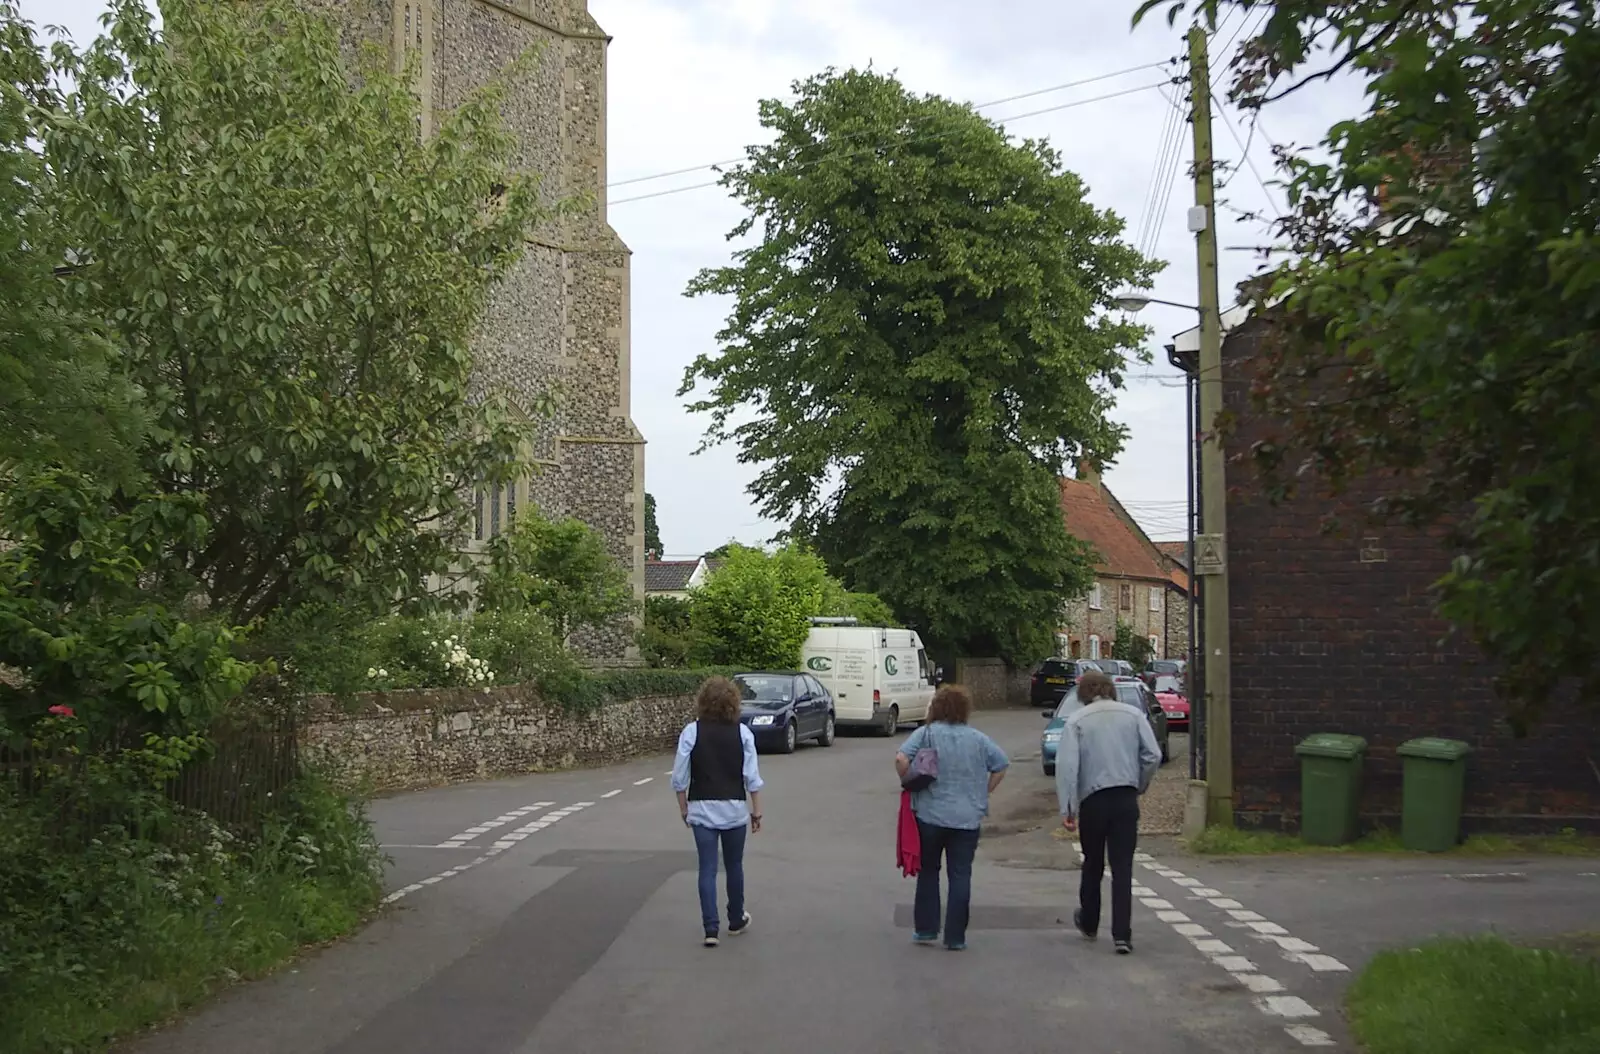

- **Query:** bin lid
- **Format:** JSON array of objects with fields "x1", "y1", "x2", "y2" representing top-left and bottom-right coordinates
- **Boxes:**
[
  {"x1": 1397, "y1": 737, "x2": 1471, "y2": 761},
  {"x1": 1294, "y1": 732, "x2": 1368, "y2": 759}
]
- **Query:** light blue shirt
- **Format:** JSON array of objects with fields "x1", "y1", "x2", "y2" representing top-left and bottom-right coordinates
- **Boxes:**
[
  {"x1": 1055, "y1": 700, "x2": 1161, "y2": 819},
  {"x1": 671, "y1": 721, "x2": 765, "y2": 830},
  {"x1": 898, "y1": 722, "x2": 1010, "y2": 831}
]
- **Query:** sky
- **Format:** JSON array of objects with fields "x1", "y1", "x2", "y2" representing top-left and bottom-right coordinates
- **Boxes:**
[{"x1": 17, "y1": 0, "x2": 1366, "y2": 556}]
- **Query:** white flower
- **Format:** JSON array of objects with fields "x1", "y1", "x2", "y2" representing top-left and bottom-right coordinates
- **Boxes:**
[
  {"x1": 367, "y1": 667, "x2": 377, "y2": 678},
  {"x1": 486, "y1": 671, "x2": 495, "y2": 682},
  {"x1": 379, "y1": 668, "x2": 389, "y2": 678}
]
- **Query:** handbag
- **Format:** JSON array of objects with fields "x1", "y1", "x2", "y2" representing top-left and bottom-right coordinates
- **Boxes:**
[{"x1": 900, "y1": 727, "x2": 940, "y2": 792}]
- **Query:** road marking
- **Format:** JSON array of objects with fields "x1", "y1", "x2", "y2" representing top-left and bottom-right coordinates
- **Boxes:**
[
  {"x1": 1259, "y1": 996, "x2": 1319, "y2": 1019},
  {"x1": 1284, "y1": 1025, "x2": 1336, "y2": 1047},
  {"x1": 633, "y1": 777, "x2": 654, "y2": 785},
  {"x1": 1111, "y1": 847, "x2": 1345, "y2": 1046},
  {"x1": 381, "y1": 844, "x2": 468, "y2": 850},
  {"x1": 436, "y1": 802, "x2": 554, "y2": 848},
  {"x1": 602, "y1": 789, "x2": 622, "y2": 798},
  {"x1": 388, "y1": 800, "x2": 598, "y2": 902}
]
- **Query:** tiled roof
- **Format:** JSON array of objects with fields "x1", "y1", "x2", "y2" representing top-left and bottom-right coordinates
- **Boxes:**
[
  {"x1": 1059, "y1": 478, "x2": 1170, "y2": 582},
  {"x1": 1155, "y1": 541, "x2": 1189, "y2": 567},
  {"x1": 644, "y1": 560, "x2": 700, "y2": 592}
]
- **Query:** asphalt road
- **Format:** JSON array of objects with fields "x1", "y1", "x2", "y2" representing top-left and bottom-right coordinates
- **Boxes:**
[{"x1": 116, "y1": 710, "x2": 1600, "y2": 1054}]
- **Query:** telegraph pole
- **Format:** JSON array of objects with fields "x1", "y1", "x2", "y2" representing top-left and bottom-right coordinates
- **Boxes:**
[{"x1": 1187, "y1": 25, "x2": 1233, "y2": 827}]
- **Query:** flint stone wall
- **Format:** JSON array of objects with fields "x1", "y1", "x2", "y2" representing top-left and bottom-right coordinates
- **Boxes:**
[{"x1": 301, "y1": 685, "x2": 692, "y2": 794}]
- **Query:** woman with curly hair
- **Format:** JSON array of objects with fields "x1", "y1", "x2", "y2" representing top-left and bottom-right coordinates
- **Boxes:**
[{"x1": 671, "y1": 675, "x2": 764, "y2": 947}]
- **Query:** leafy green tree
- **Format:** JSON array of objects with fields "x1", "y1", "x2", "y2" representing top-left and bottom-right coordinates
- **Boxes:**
[
  {"x1": 1138, "y1": 1, "x2": 1600, "y2": 730},
  {"x1": 476, "y1": 506, "x2": 634, "y2": 640},
  {"x1": 27, "y1": 0, "x2": 546, "y2": 626},
  {"x1": 681, "y1": 69, "x2": 1158, "y2": 666},
  {"x1": 644, "y1": 493, "x2": 663, "y2": 557},
  {"x1": 1111, "y1": 619, "x2": 1154, "y2": 670},
  {"x1": 639, "y1": 594, "x2": 695, "y2": 668},
  {"x1": 0, "y1": 4, "x2": 146, "y2": 480},
  {"x1": 688, "y1": 544, "x2": 836, "y2": 668}
]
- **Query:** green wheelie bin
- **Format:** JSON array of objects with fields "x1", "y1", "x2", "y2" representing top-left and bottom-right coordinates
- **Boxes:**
[
  {"x1": 1294, "y1": 733, "x2": 1368, "y2": 846},
  {"x1": 1398, "y1": 737, "x2": 1471, "y2": 851}
]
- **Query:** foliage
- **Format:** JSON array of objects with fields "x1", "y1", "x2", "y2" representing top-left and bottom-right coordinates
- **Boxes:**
[
  {"x1": 0, "y1": 3, "x2": 147, "y2": 482},
  {"x1": 687, "y1": 544, "x2": 835, "y2": 669},
  {"x1": 644, "y1": 492, "x2": 662, "y2": 557},
  {"x1": 823, "y1": 585, "x2": 900, "y2": 628},
  {"x1": 1111, "y1": 619, "x2": 1154, "y2": 669},
  {"x1": 682, "y1": 68, "x2": 1159, "y2": 665},
  {"x1": 1135, "y1": 1, "x2": 1600, "y2": 731},
  {"x1": 20, "y1": 0, "x2": 550, "y2": 626},
  {"x1": 465, "y1": 608, "x2": 583, "y2": 695},
  {"x1": 0, "y1": 470, "x2": 261, "y2": 733},
  {"x1": 0, "y1": 731, "x2": 382, "y2": 1054},
  {"x1": 639, "y1": 594, "x2": 695, "y2": 668},
  {"x1": 476, "y1": 505, "x2": 634, "y2": 639},
  {"x1": 1346, "y1": 937, "x2": 1600, "y2": 1054},
  {"x1": 553, "y1": 666, "x2": 742, "y2": 713}
]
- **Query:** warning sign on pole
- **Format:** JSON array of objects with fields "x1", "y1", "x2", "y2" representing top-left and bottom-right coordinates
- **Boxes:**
[{"x1": 1194, "y1": 533, "x2": 1226, "y2": 576}]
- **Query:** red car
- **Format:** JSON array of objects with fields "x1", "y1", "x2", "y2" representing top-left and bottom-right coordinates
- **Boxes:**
[{"x1": 1156, "y1": 690, "x2": 1189, "y2": 732}]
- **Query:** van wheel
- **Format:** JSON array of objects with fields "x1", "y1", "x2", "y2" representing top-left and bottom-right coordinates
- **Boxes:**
[
  {"x1": 818, "y1": 715, "x2": 835, "y2": 747},
  {"x1": 878, "y1": 706, "x2": 899, "y2": 737}
]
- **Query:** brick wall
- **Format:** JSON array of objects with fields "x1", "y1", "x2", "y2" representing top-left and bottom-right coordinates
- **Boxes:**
[
  {"x1": 300, "y1": 686, "x2": 693, "y2": 795},
  {"x1": 953, "y1": 657, "x2": 1009, "y2": 709},
  {"x1": 1221, "y1": 320, "x2": 1600, "y2": 832},
  {"x1": 1060, "y1": 577, "x2": 1172, "y2": 658}
]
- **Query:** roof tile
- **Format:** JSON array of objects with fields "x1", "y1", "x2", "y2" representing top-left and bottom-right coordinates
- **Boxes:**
[{"x1": 1059, "y1": 478, "x2": 1170, "y2": 582}]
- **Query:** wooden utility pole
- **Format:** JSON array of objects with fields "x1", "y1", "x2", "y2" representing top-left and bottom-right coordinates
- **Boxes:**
[{"x1": 1187, "y1": 24, "x2": 1233, "y2": 827}]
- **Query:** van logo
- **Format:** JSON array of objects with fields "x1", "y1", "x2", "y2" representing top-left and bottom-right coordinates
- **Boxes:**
[
  {"x1": 884, "y1": 655, "x2": 898, "y2": 676},
  {"x1": 806, "y1": 657, "x2": 832, "y2": 672}
]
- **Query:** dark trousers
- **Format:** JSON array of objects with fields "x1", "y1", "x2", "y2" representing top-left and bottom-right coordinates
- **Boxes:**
[
  {"x1": 913, "y1": 820, "x2": 981, "y2": 947},
  {"x1": 691, "y1": 823, "x2": 747, "y2": 935},
  {"x1": 1077, "y1": 786, "x2": 1140, "y2": 942}
]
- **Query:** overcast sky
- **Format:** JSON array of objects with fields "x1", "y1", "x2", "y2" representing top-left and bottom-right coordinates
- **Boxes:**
[{"x1": 18, "y1": 0, "x2": 1365, "y2": 555}]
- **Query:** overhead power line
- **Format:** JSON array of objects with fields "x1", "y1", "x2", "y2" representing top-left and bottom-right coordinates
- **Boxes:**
[
  {"x1": 607, "y1": 59, "x2": 1175, "y2": 192},
  {"x1": 610, "y1": 79, "x2": 1176, "y2": 207}
]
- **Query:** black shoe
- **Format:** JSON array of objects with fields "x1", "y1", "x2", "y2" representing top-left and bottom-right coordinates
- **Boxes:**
[
  {"x1": 1115, "y1": 939, "x2": 1132, "y2": 955},
  {"x1": 703, "y1": 933, "x2": 719, "y2": 947},
  {"x1": 729, "y1": 912, "x2": 752, "y2": 935},
  {"x1": 1073, "y1": 909, "x2": 1098, "y2": 941}
]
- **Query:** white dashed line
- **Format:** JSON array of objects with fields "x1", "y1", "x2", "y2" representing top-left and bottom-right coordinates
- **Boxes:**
[
  {"x1": 387, "y1": 799, "x2": 601, "y2": 904},
  {"x1": 633, "y1": 777, "x2": 654, "y2": 785},
  {"x1": 1095, "y1": 843, "x2": 1347, "y2": 1047},
  {"x1": 602, "y1": 789, "x2": 623, "y2": 798},
  {"x1": 435, "y1": 802, "x2": 554, "y2": 848}
]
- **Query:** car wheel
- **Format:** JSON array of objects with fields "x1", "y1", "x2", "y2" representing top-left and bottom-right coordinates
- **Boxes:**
[
  {"x1": 1160, "y1": 736, "x2": 1170, "y2": 764},
  {"x1": 878, "y1": 706, "x2": 899, "y2": 737},
  {"x1": 1043, "y1": 764, "x2": 1055, "y2": 778},
  {"x1": 818, "y1": 714, "x2": 835, "y2": 747},
  {"x1": 780, "y1": 721, "x2": 797, "y2": 754}
]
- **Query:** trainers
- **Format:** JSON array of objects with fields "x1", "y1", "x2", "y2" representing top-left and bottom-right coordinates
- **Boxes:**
[
  {"x1": 912, "y1": 931, "x2": 939, "y2": 944},
  {"x1": 945, "y1": 941, "x2": 967, "y2": 951},
  {"x1": 1115, "y1": 939, "x2": 1132, "y2": 955},
  {"x1": 1073, "y1": 909, "x2": 1098, "y2": 941},
  {"x1": 730, "y1": 912, "x2": 753, "y2": 935},
  {"x1": 703, "y1": 933, "x2": 719, "y2": 948}
]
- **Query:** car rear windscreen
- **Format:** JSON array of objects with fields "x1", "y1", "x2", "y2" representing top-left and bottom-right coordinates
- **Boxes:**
[{"x1": 736, "y1": 675, "x2": 793, "y2": 701}]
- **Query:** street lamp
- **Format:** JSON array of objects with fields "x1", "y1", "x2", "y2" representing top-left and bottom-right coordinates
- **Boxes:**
[{"x1": 1113, "y1": 291, "x2": 1202, "y2": 314}]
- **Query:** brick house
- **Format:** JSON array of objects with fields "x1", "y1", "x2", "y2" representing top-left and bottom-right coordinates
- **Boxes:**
[
  {"x1": 1058, "y1": 465, "x2": 1192, "y2": 662},
  {"x1": 1178, "y1": 313, "x2": 1599, "y2": 831}
]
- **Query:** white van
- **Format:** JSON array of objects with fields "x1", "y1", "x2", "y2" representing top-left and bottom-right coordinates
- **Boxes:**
[{"x1": 801, "y1": 621, "x2": 937, "y2": 736}]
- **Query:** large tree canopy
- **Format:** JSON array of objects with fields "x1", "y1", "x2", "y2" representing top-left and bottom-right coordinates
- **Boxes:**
[
  {"x1": 1138, "y1": 1, "x2": 1600, "y2": 729},
  {"x1": 682, "y1": 69, "x2": 1158, "y2": 664},
  {"x1": 25, "y1": 0, "x2": 545, "y2": 626}
]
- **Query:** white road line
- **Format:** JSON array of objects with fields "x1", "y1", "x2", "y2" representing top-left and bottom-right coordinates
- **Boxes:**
[
  {"x1": 1174, "y1": 923, "x2": 1212, "y2": 938},
  {"x1": 633, "y1": 777, "x2": 654, "y2": 785},
  {"x1": 1191, "y1": 938, "x2": 1234, "y2": 954},
  {"x1": 1258, "y1": 996, "x2": 1319, "y2": 1019},
  {"x1": 1156, "y1": 910, "x2": 1191, "y2": 923},
  {"x1": 387, "y1": 799, "x2": 601, "y2": 905},
  {"x1": 1284, "y1": 1025, "x2": 1337, "y2": 1046},
  {"x1": 380, "y1": 844, "x2": 468, "y2": 850},
  {"x1": 1213, "y1": 955, "x2": 1256, "y2": 972},
  {"x1": 1229, "y1": 909, "x2": 1267, "y2": 922},
  {"x1": 602, "y1": 789, "x2": 623, "y2": 798},
  {"x1": 1139, "y1": 898, "x2": 1174, "y2": 910},
  {"x1": 435, "y1": 801, "x2": 554, "y2": 848},
  {"x1": 1209, "y1": 898, "x2": 1244, "y2": 909},
  {"x1": 1248, "y1": 920, "x2": 1290, "y2": 936},
  {"x1": 1287, "y1": 953, "x2": 1349, "y2": 972},
  {"x1": 1191, "y1": 887, "x2": 1222, "y2": 897},
  {"x1": 1172, "y1": 876, "x2": 1202, "y2": 887},
  {"x1": 1233, "y1": 972, "x2": 1285, "y2": 993}
]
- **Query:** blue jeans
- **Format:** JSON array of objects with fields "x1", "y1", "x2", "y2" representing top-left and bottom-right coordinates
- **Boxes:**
[
  {"x1": 913, "y1": 820, "x2": 980, "y2": 946},
  {"x1": 691, "y1": 823, "x2": 747, "y2": 935}
]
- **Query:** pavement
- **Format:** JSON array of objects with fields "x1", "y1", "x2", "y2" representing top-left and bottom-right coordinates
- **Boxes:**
[{"x1": 117, "y1": 710, "x2": 1600, "y2": 1054}]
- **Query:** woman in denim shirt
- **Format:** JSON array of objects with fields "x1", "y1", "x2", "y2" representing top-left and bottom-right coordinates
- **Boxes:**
[{"x1": 894, "y1": 684, "x2": 1010, "y2": 950}]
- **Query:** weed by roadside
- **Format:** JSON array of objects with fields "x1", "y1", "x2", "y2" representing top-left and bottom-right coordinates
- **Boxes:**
[
  {"x1": 1347, "y1": 936, "x2": 1600, "y2": 1054},
  {"x1": 1186, "y1": 824, "x2": 1600, "y2": 857}
]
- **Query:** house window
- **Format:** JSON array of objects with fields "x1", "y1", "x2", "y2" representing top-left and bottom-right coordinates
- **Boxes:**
[
  {"x1": 1119, "y1": 583, "x2": 1132, "y2": 610},
  {"x1": 1070, "y1": 639, "x2": 1081, "y2": 658},
  {"x1": 1088, "y1": 635, "x2": 1101, "y2": 660},
  {"x1": 489, "y1": 483, "x2": 502, "y2": 538},
  {"x1": 473, "y1": 487, "x2": 485, "y2": 541},
  {"x1": 1149, "y1": 588, "x2": 1161, "y2": 612},
  {"x1": 505, "y1": 479, "x2": 517, "y2": 527},
  {"x1": 1088, "y1": 583, "x2": 1102, "y2": 610},
  {"x1": 1148, "y1": 634, "x2": 1160, "y2": 657},
  {"x1": 1055, "y1": 633, "x2": 1069, "y2": 657}
]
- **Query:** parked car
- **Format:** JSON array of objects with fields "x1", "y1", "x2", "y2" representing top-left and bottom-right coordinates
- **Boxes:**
[
  {"x1": 1028, "y1": 658, "x2": 1101, "y2": 707},
  {"x1": 1141, "y1": 659, "x2": 1187, "y2": 692},
  {"x1": 801, "y1": 623, "x2": 934, "y2": 736},
  {"x1": 1087, "y1": 658, "x2": 1135, "y2": 678},
  {"x1": 1155, "y1": 690, "x2": 1189, "y2": 732},
  {"x1": 734, "y1": 671, "x2": 836, "y2": 753},
  {"x1": 1039, "y1": 677, "x2": 1170, "y2": 775}
]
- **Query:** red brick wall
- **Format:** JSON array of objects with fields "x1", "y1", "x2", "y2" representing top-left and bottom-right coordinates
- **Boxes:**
[{"x1": 1220, "y1": 321, "x2": 1600, "y2": 832}]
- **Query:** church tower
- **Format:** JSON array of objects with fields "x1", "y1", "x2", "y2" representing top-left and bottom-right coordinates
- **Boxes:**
[{"x1": 312, "y1": 0, "x2": 647, "y2": 662}]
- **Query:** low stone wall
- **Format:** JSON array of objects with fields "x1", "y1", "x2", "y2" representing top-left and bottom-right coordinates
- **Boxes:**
[
  {"x1": 300, "y1": 685, "x2": 694, "y2": 795},
  {"x1": 954, "y1": 658, "x2": 1009, "y2": 710}
]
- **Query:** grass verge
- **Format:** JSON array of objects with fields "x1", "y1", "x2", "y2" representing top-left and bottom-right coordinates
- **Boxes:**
[
  {"x1": 1347, "y1": 936, "x2": 1600, "y2": 1054},
  {"x1": 1187, "y1": 824, "x2": 1600, "y2": 857}
]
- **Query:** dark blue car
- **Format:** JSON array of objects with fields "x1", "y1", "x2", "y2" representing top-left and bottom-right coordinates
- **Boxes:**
[
  {"x1": 735, "y1": 671, "x2": 836, "y2": 754},
  {"x1": 1040, "y1": 678, "x2": 1170, "y2": 776}
]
